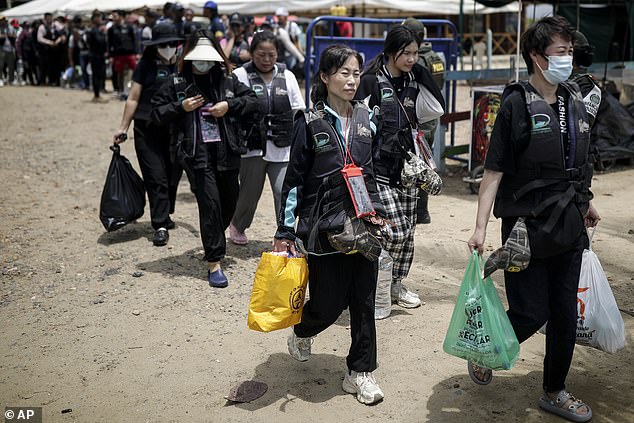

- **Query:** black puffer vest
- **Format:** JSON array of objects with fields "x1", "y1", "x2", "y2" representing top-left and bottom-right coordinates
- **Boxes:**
[
  {"x1": 494, "y1": 80, "x2": 593, "y2": 232},
  {"x1": 244, "y1": 62, "x2": 294, "y2": 151},
  {"x1": 374, "y1": 68, "x2": 419, "y2": 187},
  {"x1": 296, "y1": 102, "x2": 374, "y2": 244}
]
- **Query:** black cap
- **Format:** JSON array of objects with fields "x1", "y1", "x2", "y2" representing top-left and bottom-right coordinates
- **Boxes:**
[
  {"x1": 261, "y1": 15, "x2": 274, "y2": 28},
  {"x1": 143, "y1": 21, "x2": 184, "y2": 45},
  {"x1": 230, "y1": 12, "x2": 242, "y2": 25},
  {"x1": 572, "y1": 31, "x2": 590, "y2": 48}
]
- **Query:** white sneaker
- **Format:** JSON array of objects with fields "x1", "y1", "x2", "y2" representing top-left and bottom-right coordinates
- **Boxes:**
[
  {"x1": 342, "y1": 371, "x2": 384, "y2": 405},
  {"x1": 287, "y1": 331, "x2": 312, "y2": 362},
  {"x1": 391, "y1": 282, "x2": 423, "y2": 308}
]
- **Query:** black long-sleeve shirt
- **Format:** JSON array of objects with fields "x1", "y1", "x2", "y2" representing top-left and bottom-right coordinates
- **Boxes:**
[{"x1": 85, "y1": 26, "x2": 107, "y2": 56}]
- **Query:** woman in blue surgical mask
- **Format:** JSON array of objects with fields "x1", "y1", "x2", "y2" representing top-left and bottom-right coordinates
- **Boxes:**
[
  {"x1": 467, "y1": 16, "x2": 599, "y2": 423},
  {"x1": 151, "y1": 30, "x2": 258, "y2": 288},
  {"x1": 113, "y1": 22, "x2": 184, "y2": 247}
]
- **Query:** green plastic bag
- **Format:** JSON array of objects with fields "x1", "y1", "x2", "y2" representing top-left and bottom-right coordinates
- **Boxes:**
[{"x1": 443, "y1": 251, "x2": 520, "y2": 370}]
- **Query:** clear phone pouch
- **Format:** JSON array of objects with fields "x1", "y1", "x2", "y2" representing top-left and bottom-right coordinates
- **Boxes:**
[
  {"x1": 200, "y1": 105, "x2": 221, "y2": 143},
  {"x1": 341, "y1": 164, "x2": 375, "y2": 218}
]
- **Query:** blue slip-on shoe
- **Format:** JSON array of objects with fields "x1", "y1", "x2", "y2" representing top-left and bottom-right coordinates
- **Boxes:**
[{"x1": 208, "y1": 269, "x2": 228, "y2": 288}]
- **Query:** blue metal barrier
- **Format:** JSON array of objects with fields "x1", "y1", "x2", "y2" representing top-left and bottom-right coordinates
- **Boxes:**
[{"x1": 303, "y1": 16, "x2": 458, "y2": 111}]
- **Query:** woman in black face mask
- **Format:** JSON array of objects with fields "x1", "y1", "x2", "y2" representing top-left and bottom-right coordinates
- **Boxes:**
[
  {"x1": 112, "y1": 22, "x2": 184, "y2": 247},
  {"x1": 151, "y1": 30, "x2": 258, "y2": 288}
]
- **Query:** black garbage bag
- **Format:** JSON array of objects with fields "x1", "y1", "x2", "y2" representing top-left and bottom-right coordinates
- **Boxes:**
[{"x1": 99, "y1": 144, "x2": 145, "y2": 231}]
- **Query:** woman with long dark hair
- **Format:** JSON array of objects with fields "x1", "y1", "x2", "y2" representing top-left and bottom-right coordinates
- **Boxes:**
[
  {"x1": 112, "y1": 21, "x2": 184, "y2": 246},
  {"x1": 274, "y1": 45, "x2": 389, "y2": 405},
  {"x1": 355, "y1": 26, "x2": 444, "y2": 309},
  {"x1": 151, "y1": 29, "x2": 257, "y2": 287},
  {"x1": 228, "y1": 30, "x2": 304, "y2": 245}
]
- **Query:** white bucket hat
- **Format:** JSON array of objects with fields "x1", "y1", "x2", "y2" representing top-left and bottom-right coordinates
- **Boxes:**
[{"x1": 184, "y1": 38, "x2": 224, "y2": 62}]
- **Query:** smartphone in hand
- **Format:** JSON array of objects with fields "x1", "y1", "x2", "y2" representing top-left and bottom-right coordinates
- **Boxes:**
[{"x1": 184, "y1": 84, "x2": 209, "y2": 103}]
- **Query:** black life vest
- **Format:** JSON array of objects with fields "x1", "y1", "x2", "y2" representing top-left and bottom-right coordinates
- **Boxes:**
[
  {"x1": 229, "y1": 36, "x2": 249, "y2": 66},
  {"x1": 418, "y1": 43, "x2": 446, "y2": 89},
  {"x1": 44, "y1": 24, "x2": 56, "y2": 41},
  {"x1": 295, "y1": 102, "x2": 374, "y2": 244},
  {"x1": 374, "y1": 68, "x2": 419, "y2": 186},
  {"x1": 135, "y1": 59, "x2": 175, "y2": 121},
  {"x1": 494, "y1": 80, "x2": 593, "y2": 226},
  {"x1": 244, "y1": 62, "x2": 294, "y2": 150},
  {"x1": 39, "y1": 24, "x2": 56, "y2": 51}
]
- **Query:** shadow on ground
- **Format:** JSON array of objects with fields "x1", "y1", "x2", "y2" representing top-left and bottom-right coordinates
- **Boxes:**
[
  {"x1": 227, "y1": 240, "x2": 275, "y2": 260},
  {"x1": 229, "y1": 352, "x2": 349, "y2": 411},
  {"x1": 96, "y1": 221, "x2": 150, "y2": 245},
  {"x1": 427, "y1": 364, "x2": 634, "y2": 422},
  {"x1": 137, "y1": 249, "x2": 238, "y2": 281}
]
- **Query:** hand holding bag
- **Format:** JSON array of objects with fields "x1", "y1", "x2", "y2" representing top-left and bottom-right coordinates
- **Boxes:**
[
  {"x1": 443, "y1": 251, "x2": 520, "y2": 370},
  {"x1": 248, "y1": 252, "x2": 309, "y2": 332}
]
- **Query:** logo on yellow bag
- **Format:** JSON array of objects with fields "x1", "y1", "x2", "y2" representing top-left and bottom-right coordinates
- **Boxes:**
[{"x1": 289, "y1": 286, "x2": 305, "y2": 313}]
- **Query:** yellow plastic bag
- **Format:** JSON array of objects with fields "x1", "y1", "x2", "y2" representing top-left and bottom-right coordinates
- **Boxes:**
[{"x1": 247, "y1": 252, "x2": 309, "y2": 332}]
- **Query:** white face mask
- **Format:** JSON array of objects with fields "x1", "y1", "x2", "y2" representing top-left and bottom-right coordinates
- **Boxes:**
[
  {"x1": 537, "y1": 55, "x2": 573, "y2": 85},
  {"x1": 192, "y1": 60, "x2": 214, "y2": 73},
  {"x1": 157, "y1": 46, "x2": 176, "y2": 62}
]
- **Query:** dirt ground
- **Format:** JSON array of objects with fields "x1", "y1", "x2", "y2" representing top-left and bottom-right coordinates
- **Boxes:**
[{"x1": 0, "y1": 85, "x2": 633, "y2": 423}]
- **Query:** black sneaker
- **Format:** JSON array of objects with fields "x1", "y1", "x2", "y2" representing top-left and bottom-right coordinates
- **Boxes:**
[
  {"x1": 165, "y1": 220, "x2": 176, "y2": 230},
  {"x1": 153, "y1": 228, "x2": 169, "y2": 246}
]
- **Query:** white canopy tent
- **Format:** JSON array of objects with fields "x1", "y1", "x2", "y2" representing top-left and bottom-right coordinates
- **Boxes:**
[{"x1": 3, "y1": 0, "x2": 519, "y2": 21}]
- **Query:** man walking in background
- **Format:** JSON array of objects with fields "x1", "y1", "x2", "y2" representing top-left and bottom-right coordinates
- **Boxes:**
[
  {"x1": 107, "y1": 10, "x2": 137, "y2": 100},
  {"x1": 86, "y1": 11, "x2": 108, "y2": 103}
]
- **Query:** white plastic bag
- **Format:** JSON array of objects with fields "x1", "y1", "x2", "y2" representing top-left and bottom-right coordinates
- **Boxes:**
[{"x1": 575, "y1": 228, "x2": 626, "y2": 353}]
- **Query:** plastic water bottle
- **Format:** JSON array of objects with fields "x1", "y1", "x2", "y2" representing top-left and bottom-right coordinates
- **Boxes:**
[{"x1": 375, "y1": 250, "x2": 393, "y2": 320}]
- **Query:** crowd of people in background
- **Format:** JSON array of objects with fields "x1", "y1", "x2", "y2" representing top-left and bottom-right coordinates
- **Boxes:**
[{"x1": 0, "y1": 1, "x2": 309, "y2": 99}]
